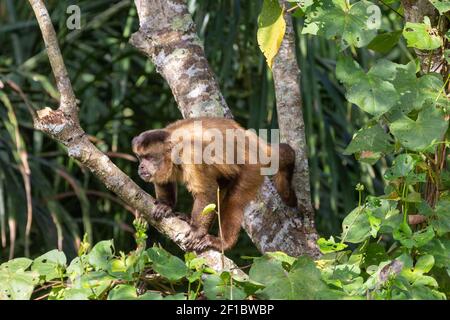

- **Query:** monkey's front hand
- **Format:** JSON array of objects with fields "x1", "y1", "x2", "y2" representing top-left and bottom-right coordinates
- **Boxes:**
[
  {"x1": 151, "y1": 202, "x2": 172, "y2": 220},
  {"x1": 183, "y1": 228, "x2": 213, "y2": 252}
]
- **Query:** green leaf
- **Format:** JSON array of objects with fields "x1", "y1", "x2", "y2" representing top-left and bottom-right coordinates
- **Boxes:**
[
  {"x1": 431, "y1": 200, "x2": 450, "y2": 236},
  {"x1": 393, "y1": 221, "x2": 414, "y2": 248},
  {"x1": 405, "y1": 173, "x2": 427, "y2": 185},
  {"x1": 430, "y1": 0, "x2": 450, "y2": 14},
  {"x1": 348, "y1": 79, "x2": 398, "y2": 116},
  {"x1": 362, "y1": 243, "x2": 389, "y2": 268},
  {"x1": 321, "y1": 262, "x2": 363, "y2": 295},
  {"x1": 344, "y1": 124, "x2": 394, "y2": 156},
  {"x1": 415, "y1": 255, "x2": 435, "y2": 274},
  {"x1": 400, "y1": 255, "x2": 441, "y2": 295},
  {"x1": 394, "y1": 223, "x2": 435, "y2": 249},
  {"x1": 249, "y1": 255, "x2": 334, "y2": 299},
  {"x1": 420, "y1": 238, "x2": 450, "y2": 269},
  {"x1": 412, "y1": 226, "x2": 435, "y2": 247},
  {"x1": 203, "y1": 272, "x2": 247, "y2": 300},
  {"x1": 78, "y1": 271, "x2": 115, "y2": 298},
  {"x1": 321, "y1": 263, "x2": 361, "y2": 288},
  {"x1": 341, "y1": 59, "x2": 400, "y2": 116},
  {"x1": 202, "y1": 203, "x2": 216, "y2": 216},
  {"x1": 31, "y1": 249, "x2": 67, "y2": 281},
  {"x1": 88, "y1": 240, "x2": 114, "y2": 271},
  {"x1": 317, "y1": 236, "x2": 348, "y2": 253},
  {"x1": 0, "y1": 258, "x2": 33, "y2": 272},
  {"x1": 367, "y1": 212, "x2": 381, "y2": 238},
  {"x1": 408, "y1": 284, "x2": 446, "y2": 299},
  {"x1": 445, "y1": 49, "x2": 450, "y2": 64},
  {"x1": 264, "y1": 251, "x2": 297, "y2": 265},
  {"x1": 147, "y1": 247, "x2": 188, "y2": 282},
  {"x1": 403, "y1": 18, "x2": 443, "y2": 50},
  {"x1": 389, "y1": 104, "x2": 448, "y2": 152},
  {"x1": 162, "y1": 293, "x2": 186, "y2": 300},
  {"x1": 66, "y1": 257, "x2": 87, "y2": 281},
  {"x1": 63, "y1": 288, "x2": 90, "y2": 300},
  {"x1": 341, "y1": 207, "x2": 372, "y2": 243},
  {"x1": 0, "y1": 269, "x2": 39, "y2": 300},
  {"x1": 367, "y1": 31, "x2": 402, "y2": 53},
  {"x1": 257, "y1": 0, "x2": 286, "y2": 68},
  {"x1": 390, "y1": 62, "x2": 444, "y2": 114},
  {"x1": 384, "y1": 154, "x2": 416, "y2": 180},
  {"x1": 405, "y1": 190, "x2": 422, "y2": 203},
  {"x1": 418, "y1": 74, "x2": 448, "y2": 108},
  {"x1": 109, "y1": 258, "x2": 127, "y2": 274},
  {"x1": 232, "y1": 276, "x2": 266, "y2": 297},
  {"x1": 336, "y1": 55, "x2": 365, "y2": 86},
  {"x1": 303, "y1": 0, "x2": 377, "y2": 49}
]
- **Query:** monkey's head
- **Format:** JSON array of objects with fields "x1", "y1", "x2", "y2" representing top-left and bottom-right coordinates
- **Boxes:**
[{"x1": 132, "y1": 130, "x2": 173, "y2": 183}]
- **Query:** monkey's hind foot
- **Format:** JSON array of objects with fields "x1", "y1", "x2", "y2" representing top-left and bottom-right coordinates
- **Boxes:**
[
  {"x1": 183, "y1": 231, "x2": 223, "y2": 252},
  {"x1": 151, "y1": 202, "x2": 172, "y2": 220},
  {"x1": 183, "y1": 229, "x2": 212, "y2": 252},
  {"x1": 282, "y1": 190, "x2": 298, "y2": 207}
]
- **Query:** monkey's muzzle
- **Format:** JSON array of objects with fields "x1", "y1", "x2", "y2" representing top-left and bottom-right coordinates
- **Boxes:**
[{"x1": 138, "y1": 169, "x2": 152, "y2": 181}]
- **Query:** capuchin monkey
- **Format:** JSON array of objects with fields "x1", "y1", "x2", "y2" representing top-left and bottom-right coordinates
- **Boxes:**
[{"x1": 132, "y1": 117, "x2": 297, "y2": 252}]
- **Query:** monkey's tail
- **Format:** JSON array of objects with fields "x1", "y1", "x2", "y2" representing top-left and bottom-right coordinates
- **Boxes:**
[{"x1": 272, "y1": 143, "x2": 298, "y2": 207}]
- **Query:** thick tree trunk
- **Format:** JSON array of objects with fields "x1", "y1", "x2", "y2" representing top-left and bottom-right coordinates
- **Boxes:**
[
  {"x1": 130, "y1": 0, "x2": 320, "y2": 257},
  {"x1": 273, "y1": 0, "x2": 317, "y2": 236}
]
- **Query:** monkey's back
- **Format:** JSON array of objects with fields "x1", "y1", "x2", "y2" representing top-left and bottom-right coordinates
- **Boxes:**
[
  {"x1": 165, "y1": 117, "x2": 243, "y2": 132},
  {"x1": 165, "y1": 117, "x2": 268, "y2": 187}
]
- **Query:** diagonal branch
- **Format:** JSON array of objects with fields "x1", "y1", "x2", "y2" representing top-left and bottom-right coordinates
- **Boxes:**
[
  {"x1": 29, "y1": 0, "x2": 77, "y2": 118},
  {"x1": 28, "y1": 0, "x2": 240, "y2": 273}
]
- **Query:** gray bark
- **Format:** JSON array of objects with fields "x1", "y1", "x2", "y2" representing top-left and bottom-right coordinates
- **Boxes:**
[{"x1": 273, "y1": 0, "x2": 317, "y2": 238}]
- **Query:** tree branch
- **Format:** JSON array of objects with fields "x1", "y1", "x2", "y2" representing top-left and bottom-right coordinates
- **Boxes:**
[
  {"x1": 29, "y1": 0, "x2": 77, "y2": 118},
  {"x1": 273, "y1": 0, "x2": 316, "y2": 232}
]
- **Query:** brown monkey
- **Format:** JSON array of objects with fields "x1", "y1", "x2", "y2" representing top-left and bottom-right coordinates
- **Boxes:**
[{"x1": 132, "y1": 117, "x2": 297, "y2": 252}]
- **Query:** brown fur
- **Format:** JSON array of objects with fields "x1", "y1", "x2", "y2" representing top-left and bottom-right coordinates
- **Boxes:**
[{"x1": 132, "y1": 117, "x2": 297, "y2": 252}]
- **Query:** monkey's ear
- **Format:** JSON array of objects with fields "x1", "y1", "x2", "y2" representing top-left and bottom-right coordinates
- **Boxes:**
[{"x1": 132, "y1": 129, "x2": 170, "y2": 152}]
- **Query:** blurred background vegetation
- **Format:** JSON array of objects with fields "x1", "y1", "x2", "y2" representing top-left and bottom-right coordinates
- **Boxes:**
[{"x1": 0, "y1": 0, "x2": 407, "y2": 263}]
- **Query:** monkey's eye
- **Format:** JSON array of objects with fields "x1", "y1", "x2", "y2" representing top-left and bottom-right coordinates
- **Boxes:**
[{"x1": 144, "y1": 154, "x2": 156, "y2": 161}]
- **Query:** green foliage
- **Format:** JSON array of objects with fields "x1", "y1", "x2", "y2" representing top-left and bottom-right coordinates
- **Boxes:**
[
  {"x1": 293, "y1": 0, "x2": 449, "y2": 300},
  {"x1": 147, "y1": 247, "x2": 188, "y2": 282},
  {"x1": 1, "y1": 202, "x2": 449, "y2": 300},
  {"x1": 302, "y1": 0, "x2": 377, "y2": 49},
  {"x1": 430, "y1": 0, "x2": 450, "y2": 14},
  {"x1": 403, "y1": 17, "x2": 443, "y2": 50},
  {"x1": 390, "y1": 106, "x2": 447, "y2": 152},
  {"x1": 367, "y1": 31, "x2": 402, "y2": 53}
]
